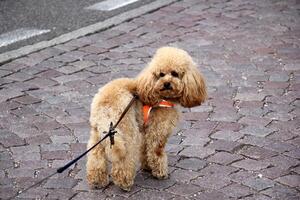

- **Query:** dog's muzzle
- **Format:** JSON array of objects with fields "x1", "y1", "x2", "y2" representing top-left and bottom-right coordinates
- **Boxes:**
[{"x1": 161, "y1": 82, "x2": 172, "y2": 91}]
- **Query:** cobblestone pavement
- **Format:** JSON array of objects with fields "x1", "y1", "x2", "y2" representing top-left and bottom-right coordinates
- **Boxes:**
[{"x1": 1, "y1": 0, "x2": 300, "y2": 199}]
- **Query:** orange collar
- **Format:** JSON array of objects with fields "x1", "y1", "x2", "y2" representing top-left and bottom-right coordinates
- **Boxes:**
[{"x1": 143, "y1": 100, "x2": 175, "y2": 125}]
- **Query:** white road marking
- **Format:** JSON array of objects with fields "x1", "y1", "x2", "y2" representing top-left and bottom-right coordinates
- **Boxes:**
[
  {"x1": 0, "y1": 28, "x2": 50, "y2": 48},
  {"x1": 86, "y1": 0, "x2": 139, "y2": 11}
]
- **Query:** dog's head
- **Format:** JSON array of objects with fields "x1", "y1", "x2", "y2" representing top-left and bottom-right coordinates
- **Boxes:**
[{"x1": 136, "y1": 47, "x2": 207, "y2": 107}]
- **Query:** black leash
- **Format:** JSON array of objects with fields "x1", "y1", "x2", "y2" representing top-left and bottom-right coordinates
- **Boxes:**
[{"x1": 7, "y1": 94, "x2": 138, "y2": 200}]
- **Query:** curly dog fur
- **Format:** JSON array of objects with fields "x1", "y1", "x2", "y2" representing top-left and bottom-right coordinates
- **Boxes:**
[{"x1": 86, "y1": 47, "x2": 207, "y2": 191}]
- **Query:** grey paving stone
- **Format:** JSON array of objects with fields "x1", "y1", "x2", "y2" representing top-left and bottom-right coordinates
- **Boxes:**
[
  {"x1": 242, "y1": 176, "x2": 275, "y2": 191},
  {"x1": 0, "y1": 88, "x2": 24, "y2": 102},
  {"x1": 13, "y1": 95, "x2": 42, "y2": 105},
  {"x1": 136, "y1": 176, "x2": 176, "y2": 190},
  {"x1": 44, "y1": 178, "x2": 78, "y2": 189},
  {"x1": 238, "y1": 146, "x2": 278, "y2": 160},
  {"x1": 129, "y1": 189, "x2": 175, "y2": 200},
  {"x1": 199, "y1": 163, "x2": 237, "y2": 177},
  {"x1": 220, "y1": 183, "x2": 255, "y2": 198},
  {"x1": 5, "y1": 72, "x2": 33, "y2": 82},
  {"x1": 275, "y1": 175, "x2": 300, "y2": 188},
  {"x1": 176, "y1": 158, "x2": 207, "y2": 171},
  {"x1": 210, "y1": 111, "x2": 240, "y2": 122},
  {"x1": 242, "y1": 194, "x2": 272, "y2": 200},
  {"x1": 234, "y1": 91, "x2": 267, "y2": 101},
  {"x1": 166, "y1": 183, "x2": 202, "y2": 196},
  {"x1": 192, "y1": 175, "x2": 231, "y2": 190},
  {"x1": 0, "y1": 69, "x2": 12, "y2": 77},
  {"x1": 207, "y1": 151, "x2": 243, "y2": 165},
  {"x1": 211, "y1": 130, "x2": 244, "y2": 141},
  {"x1": 259, "y1": 166, "x2": 289, "y2": 180},
  {"x1": 192, "y1": 190, "x2": 232, "y2": 200},
  {"x1": 239, "y1": 125, "x2": 277, "y2": 137},
  {"x1": 181, "y1": 135, "x2": 210, "y2": 146},
  {"x1": 0, "y1": 130, "x2": 26, "y2": 147},
  {"x1": 232, "y1": 159, "x2": 270, "y2": 171},
  {"x1": 261, "y1": 184, "x2": 300, "y2": 200},
  {"x1": 269, "y1": 72, "x2": 290, "y2": 82},
  {"x1": 207, "y1": 139, "x2": 242, "y2": 152},
  {"x1": 179, "y1": 146, "x2": 215, "y2": 159},
  {"x1": 171, "y1": 169, "x2": 200, "y2": 183}
]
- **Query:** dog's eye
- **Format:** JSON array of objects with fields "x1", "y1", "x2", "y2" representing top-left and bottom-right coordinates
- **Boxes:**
[
  {"x1": 171, "y1": 71, "x2": 179, "y2": 77},
  {"x1": 159, "y1": 72, "x2": 165, "y2": 77}
]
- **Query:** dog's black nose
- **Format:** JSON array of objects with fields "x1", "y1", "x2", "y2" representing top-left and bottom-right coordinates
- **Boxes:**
[{"x1": 164, "y1": 82, "x2": 171, "y2": 89}]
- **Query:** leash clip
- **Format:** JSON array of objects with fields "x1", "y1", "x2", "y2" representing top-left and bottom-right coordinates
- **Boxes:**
[
  {"x1": 103, "y1": 122, "x2": 117, "y2": 148},
  {"x1": 108, "y1": 122, "x2": 117, "y2": 148}
]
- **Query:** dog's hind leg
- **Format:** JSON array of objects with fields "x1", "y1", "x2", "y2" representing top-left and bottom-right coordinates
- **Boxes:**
[
  {"x1": 110, "y1": 136, "x2": 137, "y2": 191},
  {"x1": 86, "y1": 127, "x2": 109, "y2": 189}
]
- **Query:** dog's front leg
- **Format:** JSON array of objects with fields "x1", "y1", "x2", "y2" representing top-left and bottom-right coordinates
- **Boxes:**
[{"x1": 145, "y1": 137, "x2": 169, "y2": 179}]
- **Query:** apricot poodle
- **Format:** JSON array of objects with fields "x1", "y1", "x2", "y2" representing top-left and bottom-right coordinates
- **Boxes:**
[{"x1": 86, "y1": 46, "x2": 207, "y2": 191}]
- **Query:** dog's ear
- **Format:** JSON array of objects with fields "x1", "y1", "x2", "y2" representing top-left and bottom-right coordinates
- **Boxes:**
[
  {"x1": 179, "y1": 63, "x2": 207, "y2": 108},
  {"x1": 136, "y1": 69, "x2": 160, "y2": 106}
]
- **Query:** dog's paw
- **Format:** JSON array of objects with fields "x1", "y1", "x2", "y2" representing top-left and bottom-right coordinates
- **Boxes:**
[
  {"x1": 87, "y1": 170, "x2": 109, "y2": 189},
  {"x1": 88, "y1": 181, "x2": 110, "y2": 190},
  {"x1": 111, "y1": 168, "x2": 134, "y2": 192},
  {"x1": 119, "y1": 184, "x2": 132, "y2": 192},
  {"x1": 152, "y1": 169, "x2": 169, "y2": 180}
]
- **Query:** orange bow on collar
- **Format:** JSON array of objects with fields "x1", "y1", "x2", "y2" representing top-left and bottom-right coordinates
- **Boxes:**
[{"x1": 143, "y1": 100, "x2": 175, "y2": 125}]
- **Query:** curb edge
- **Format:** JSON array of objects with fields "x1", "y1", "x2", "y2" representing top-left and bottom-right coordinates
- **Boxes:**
[{"x1": 0, "y1": 0, "x2": 177, "y2": 65}]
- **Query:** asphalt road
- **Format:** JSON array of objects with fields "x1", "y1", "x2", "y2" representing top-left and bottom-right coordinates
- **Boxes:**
[{"x1": 0, "y1": 0, "x2": 154, "y2": 54}]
